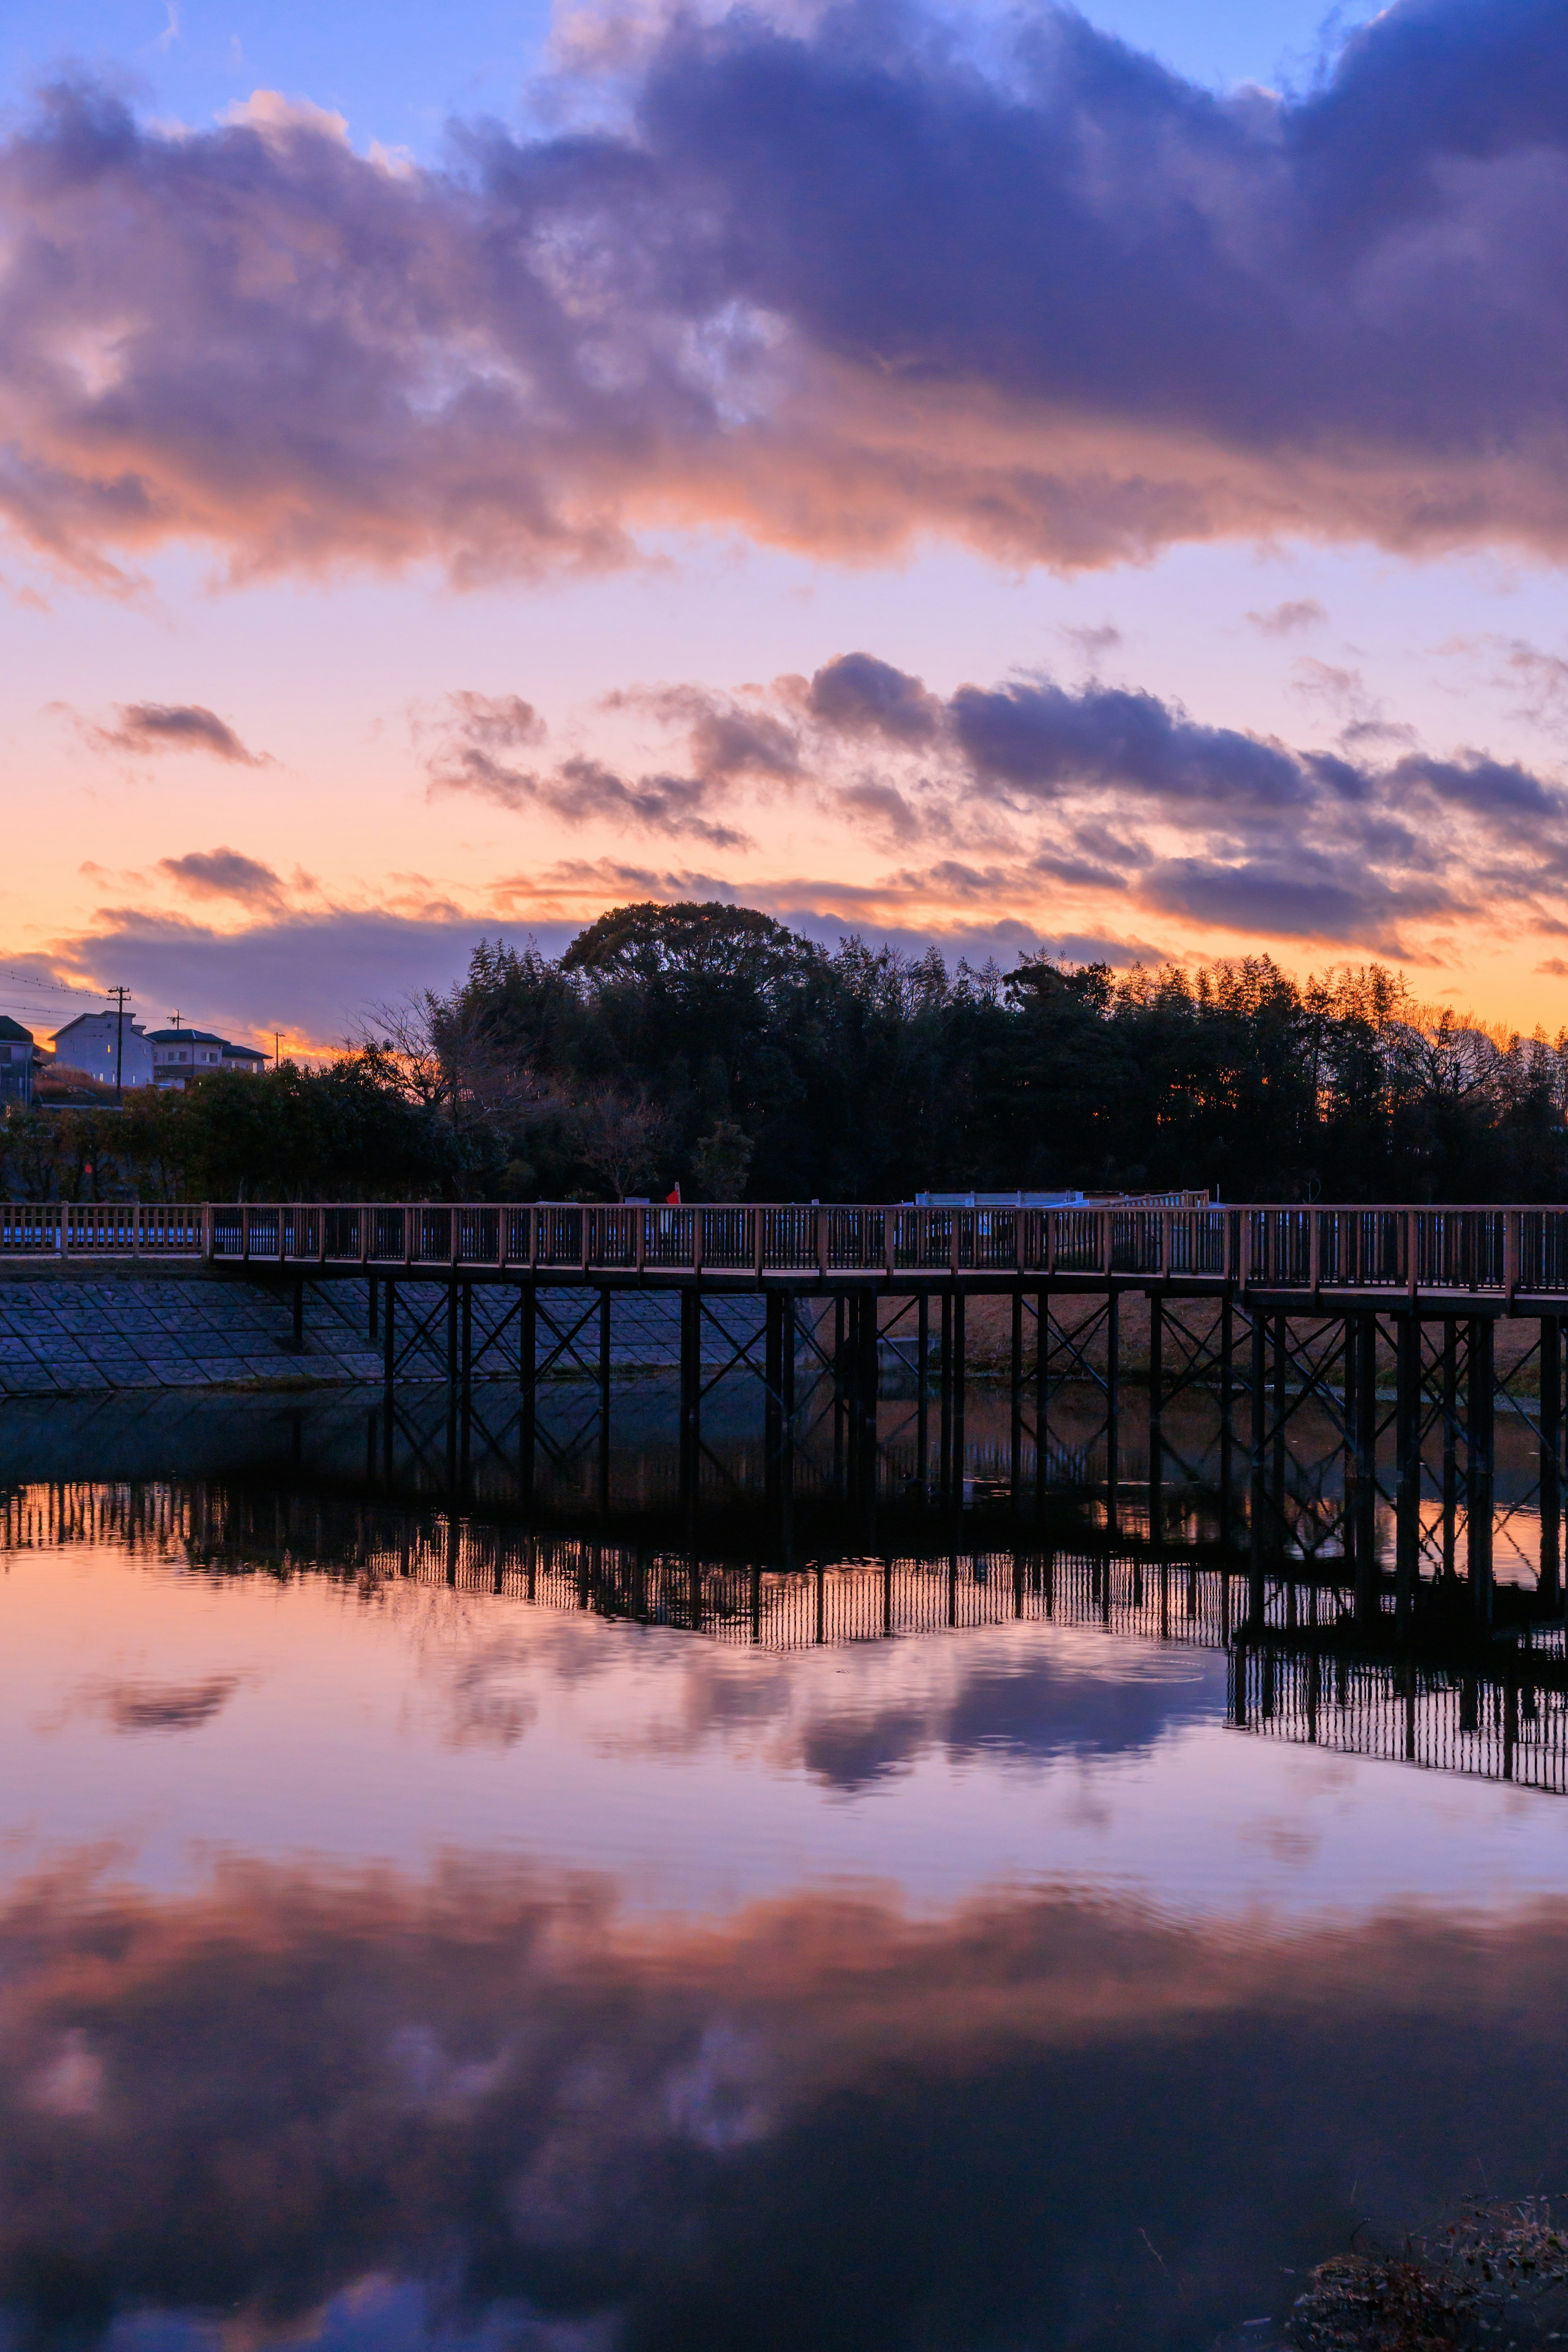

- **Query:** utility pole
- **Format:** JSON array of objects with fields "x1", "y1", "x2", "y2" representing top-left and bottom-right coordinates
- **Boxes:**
[
  {"x1": 107, "y1": 985, "x2": 130, "y2": 1107},
  {"x1": 274, "y1": 1031, "x2": 281, "y2": 1069}
]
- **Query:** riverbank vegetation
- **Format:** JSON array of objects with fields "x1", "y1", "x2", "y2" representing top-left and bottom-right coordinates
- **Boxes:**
[{"x1": 4, "y1": 902, "x2": 1567, "y2": 1202}]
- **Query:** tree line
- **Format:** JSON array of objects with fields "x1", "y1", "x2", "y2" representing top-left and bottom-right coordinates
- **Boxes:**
[{"x1": 4, "y1": 901, "x2": 1566, "y2": 1203}]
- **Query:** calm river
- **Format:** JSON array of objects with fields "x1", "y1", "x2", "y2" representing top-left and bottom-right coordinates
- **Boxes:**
[{"x1": 2, "y1": 1379, "x2": 1567, "y2": 2352}]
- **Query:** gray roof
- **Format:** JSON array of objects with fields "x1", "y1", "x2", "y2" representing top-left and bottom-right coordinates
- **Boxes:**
[{"x1": 0, "y1": 1016, "x2": 34, "y2": 1044}]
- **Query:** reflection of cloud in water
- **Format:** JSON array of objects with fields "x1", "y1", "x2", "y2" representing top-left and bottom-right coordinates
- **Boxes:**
[
  {"x1": 1, "y1": 1853, "x2": 1564, "y2": 2350},
  {"x1": 73, "y1": 1672, "x2": 247, "y2": 1734},
  {"x1": 565, "y1": 1622, "x2": 1225, "y2": 1791}
]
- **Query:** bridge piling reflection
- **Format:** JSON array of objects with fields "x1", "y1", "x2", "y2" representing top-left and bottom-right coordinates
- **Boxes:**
[{"x1": 14, "y1": 1457, "x2": 1568, "y2": 1797}]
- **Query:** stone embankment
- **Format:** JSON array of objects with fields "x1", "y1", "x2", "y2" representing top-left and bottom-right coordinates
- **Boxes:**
[
  {"x1": 0, "y1": 1267, "x2": 768, "y2": 1398},
  {"x1": 0, "y1": 1265, "x2": 1545, "y2": 1399}
]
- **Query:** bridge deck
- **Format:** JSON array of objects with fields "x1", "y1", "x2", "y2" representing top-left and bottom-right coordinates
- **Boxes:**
[{"x1": 3, "y1": 1198, "x2": 1568, "y2": 1308}]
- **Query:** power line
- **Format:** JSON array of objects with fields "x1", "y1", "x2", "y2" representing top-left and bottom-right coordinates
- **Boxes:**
[{"x1": 0, "y1": 969, "x2": 106, "y2": 997}]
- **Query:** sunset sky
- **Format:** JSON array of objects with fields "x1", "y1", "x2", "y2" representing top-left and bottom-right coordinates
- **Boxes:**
[{"x1": 3, "y1": 0, "x2": 1567, "y2": 1051}]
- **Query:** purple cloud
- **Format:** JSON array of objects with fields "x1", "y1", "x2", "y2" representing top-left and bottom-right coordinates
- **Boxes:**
[
  {"x1": 4, "y1": 2, "x2": 1568, "y2": 584},
  {"x1": 157, "y1": 849, "x2": 286, "y2": 906},
  {"x1": 808, "y1": 654, "x2": 942, "y2": 745},
  {"x1": 423, "y1": 694, "x2": 752, "y2": 849},
  {"x1": 948, "y1": 679, "x2": 1312, "y2": 809},
  {"x1": 1247, "y1": 601, "x2": 1328, "y2": 637},
  {"x1": 88, "y1": 704, "x2": 268, "y2": 764}
]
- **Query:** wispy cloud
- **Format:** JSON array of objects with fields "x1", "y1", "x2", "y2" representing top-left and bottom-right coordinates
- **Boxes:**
[
  {"x1": 79, "y1": 703, "x2": 271, "y2": 765},
  {"x1": 421, "y1": 692, "x2": 753, "y2": 847},
  {"x1": 1247, "y1": 601, "x2": 1327, "y2": 638},
  {"x1": 156, "y1": 849, "x2": 288, "y2": 907}
]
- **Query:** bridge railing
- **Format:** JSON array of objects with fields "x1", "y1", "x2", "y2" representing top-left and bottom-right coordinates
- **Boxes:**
[{"x1": 8, "y1": 1199, "x2": 1568, "y2": 1292}]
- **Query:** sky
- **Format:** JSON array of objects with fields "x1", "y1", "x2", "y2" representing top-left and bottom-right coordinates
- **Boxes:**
[{"x1": 3, "y1": 0, "x2": 1568, "y2": 1052}]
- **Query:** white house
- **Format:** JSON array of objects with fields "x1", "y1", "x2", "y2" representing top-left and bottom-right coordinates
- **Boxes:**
[
  {"x1": 145, "y1": 1027, "x2": 267, "y2": 1089},
  {"x1": 51, "y1": 1012, "x2": 156, "y2": 1091}
]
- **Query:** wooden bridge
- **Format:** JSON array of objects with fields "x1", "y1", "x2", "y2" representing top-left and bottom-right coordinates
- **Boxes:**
[
  {"x1": 7, "y1": 1196, "x2": 1568, "y2": 1638},
  {"x1": 1, "y1": 1196, "x2": 1565, "y2": 1302}
]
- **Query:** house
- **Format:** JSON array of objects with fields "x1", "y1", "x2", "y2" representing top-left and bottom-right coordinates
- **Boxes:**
[
  {"x1": 50, "y1": 1011, "x2": 156, "y2": 1091},
  {"x1": 145, "y1": 1028, "x2": 267, "y2": 1089},
  {"x1": 0, "y1": 1017, "x2": 34, "y2": 1107}
]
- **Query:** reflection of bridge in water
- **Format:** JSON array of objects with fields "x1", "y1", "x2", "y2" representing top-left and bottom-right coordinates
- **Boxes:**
[{"x1": 8, "y1": 1472, "x2": 1568, "y2": 1795}]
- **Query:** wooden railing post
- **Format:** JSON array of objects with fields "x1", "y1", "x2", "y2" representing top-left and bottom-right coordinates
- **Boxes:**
[
  {"x1": 1308, "y1": 1208, "x2": 1321, "y2": 1296},
  {"x1": 1407, "y1": 1209, "x2": 1418, "y2": 1299},
  {"x1": 693, "y1": 1205, "x2": 705, "y2": 1277},
  {"x1": 1504, "y1": 1208, "x2": 1519, "y2": 1301},
  {"x1": 816, "y1": 1206, "x2": 827, "y2": 1282},
  {"x1": 635, "y1": 1204, "x2": 646, "y2": 1275}
]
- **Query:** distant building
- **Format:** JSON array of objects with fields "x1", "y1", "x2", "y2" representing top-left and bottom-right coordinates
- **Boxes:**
[
  {"x1": 51, "y1": 1012, "x2": 156, "y2": 1091},
  {"x1": 145, "y1": 1028, "x2": 267, "y2": 1089},
  {"x1": 0, "y1": 1017, "x2": 34, "y2": 1107}
]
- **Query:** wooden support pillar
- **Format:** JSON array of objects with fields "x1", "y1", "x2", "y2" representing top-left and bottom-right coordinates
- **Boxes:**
[
  {"x1": 1467, "y1": 1314, "x2": 1494, "y2": 1624},
  {"x1": 846, "y1": 1292, "x2": 866, "y2": 1506},
  {"x1": 292, "y1": 1275, "x2": 305, "y2": 1354},
  {"x1": 939, "y1": 1289, "x2": 954, "y2": 1505},
  {"x1": 519, "y1": 1283, "x2": 536, "y2": 1506},
  {"x1": 1394, "y1": 1310, "x2": 1421, "y2": 1636},
  {"x1": 383, "y1": 1276, "x2": 396, "y2": 1402},
  {"x1": 780, "y1": 1291, "x2": 796, "y2": 1552},
  {"x1": 597, "y1": 1287, "x2": 611, "y2": 1514},
  {"x1": 833, "y1": 1293, "x2": 847, "y2": 1493},
  {"x1": 1147, "y1": 1290, "x2": 1163, "y2": 1548},
  {"x1": 461, "y1": 1281, "x2": 473, "y2": 1411},
  {"x1": 1441, "y1": 1320, "x2": 1459, "y2": 1579},
  {"x1": 1219, "y1": 1295, "x2": 1234, "y2": 1542},
  {"x1": 1540, "y1": 1314, "x2": 1562, "y2": 1611},
  {"x1": 1271, "y1": 1308, "x2": 1288, "y2": 1544},
  {"x1": 445, "y1": 1282, "x2": 459, "y2": 1393},
  {"x1": 952, "y1": 1289, "x2": 967, "y2": 1506},
  {"x1": 862, "y1": 1291, "x2": 881, "y2": 1510},
  {"x1": 1248, "y1": 1305, "x2": 1268, "y2": 1624},
  {"x1": 916, "y1": 1291, "x2": 930, "y2": 1497},
  {"x1": 1342, "y1": 1312, "x2": 1358, "y2": 1573},
  {"x1": 1105, "y1": 1289, "x2": 1120, "y2": 1536},
  {"x1": 1010, "y1": 1289, "x2": 1025, "y2": 1515},
  {"x1": 1036, "y1": 1286, "x2": 1050, "y2": 1522},
  {"x1": 679, "y1": 1287, "x2": 701, "y2": 1519},
  {"x1": 1354, "y1": 1312, "x2": 1380, "y2": 1628},
  {"x1": 368, "y1": 1275, "x2": 379, "y2": 1343},
  {"x1": 764, "y1": 1291, "x2": 783, "y2": 1513}
]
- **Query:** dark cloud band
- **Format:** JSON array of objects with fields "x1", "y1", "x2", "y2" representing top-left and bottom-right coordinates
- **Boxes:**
[{"x1": 5, "y1": 2, "x2": 1568, "y2": 582}]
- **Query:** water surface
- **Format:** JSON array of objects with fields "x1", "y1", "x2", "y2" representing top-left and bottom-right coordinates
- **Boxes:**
[{"x1": 2, "y1": 1382, "x2": 1566, "y2": 2352}]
